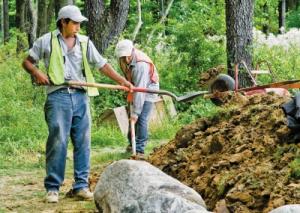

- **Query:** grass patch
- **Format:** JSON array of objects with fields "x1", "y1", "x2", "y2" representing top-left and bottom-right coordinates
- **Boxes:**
[
  {"x1": 145, "y1": 139, "x2": 169, "y2": 154},
  {"x1": 92, "y1": 125, "x2": 127, "y2": 148},
  {"x1": 91, "y1": 148, "x2": 131, "y2": 164},
  {"x1": 149, "y1": 118, "x2": 180, "y2": 140},
  {"x1": 0, "y1": 146, "x2": 44, "y2": 170}
]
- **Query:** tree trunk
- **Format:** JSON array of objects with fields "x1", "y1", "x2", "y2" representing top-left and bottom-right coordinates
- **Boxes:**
[
  {"x1": 3, "y1": 0, "x2": 9, "y2": 43},
  {"x1": 25, "y1": 0, "x2": 36, "y2": 48},
  {"x1": 55, "y1": 0, "x2": 74, "y2": 17},
  {"x1": 278, "y1": 0, "x2": 286, "y2": 33},
  {"x1": 85, "y1": 0, "x2": 130, "y2": 53},
  {"x1": 15, "y1": 0, "x2": 26, "y2": 52},
  {"x1": 225, "y1": 0, "x2": 254, "y2": 88},
  {"x1": 37, "y1": 0, "x2": 48, "y2": 37},
  {"x1": 15, "y1": 0, "x2": 37, "y2": 50},
  {"x1": 47, "y1": 0, "x2": 55, "y2": 28}
]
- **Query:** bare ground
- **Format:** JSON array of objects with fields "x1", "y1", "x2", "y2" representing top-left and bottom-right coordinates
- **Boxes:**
[{"x1": 0, "y1": 148, "x2": 127, "y2": 213}]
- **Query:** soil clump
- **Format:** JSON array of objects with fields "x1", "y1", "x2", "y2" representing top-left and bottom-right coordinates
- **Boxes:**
[{"x1": 148, "y1": 93, "x2": 300, "y2": 212}]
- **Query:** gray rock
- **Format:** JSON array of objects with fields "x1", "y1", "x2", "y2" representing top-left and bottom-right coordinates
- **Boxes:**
[
  {"x1": 94, "y1": 159, "x2": 211, "y2": 213},
  {"x1": 269, "y1": 205, "x2": 300, "y2": 213}
]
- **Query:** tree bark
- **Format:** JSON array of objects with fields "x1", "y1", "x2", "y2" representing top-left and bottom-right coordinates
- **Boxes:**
[
  {"x1": 225, "y1": 0, "x2": 254, "y2": 87},
  {"x1": 85, "y1": 0, "x2": 130, "y2": 53},
  {"x1": 37, "y1": 0, "x2": 48, "y2": 37},
  {"x1": 15, "y1": 0, "x2": 26, "y2": 52},
  {"x1": 47, "y1": 0, "x2": 55, "y2": 28},
  {"x1": 278, "y1": 0, "x2": 286, "y2": 33},
  {"x1": 25, "y1": 0, "x2": 36, "y2": 48},
  {"x1": 3, "y1": 0, "x2": 9, "y2": 43}
]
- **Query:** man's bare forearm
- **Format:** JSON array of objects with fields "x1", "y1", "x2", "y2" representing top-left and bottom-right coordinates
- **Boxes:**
[{"x1": 22, "y1": 56, "x2": 50, "y2": 85}]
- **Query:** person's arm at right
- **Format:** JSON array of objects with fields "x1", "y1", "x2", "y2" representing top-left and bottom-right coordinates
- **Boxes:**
[{"x1": 22, "y1": 56, "x2": 50, "y2": 85}]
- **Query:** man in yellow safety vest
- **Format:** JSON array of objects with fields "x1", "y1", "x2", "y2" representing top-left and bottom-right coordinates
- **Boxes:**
[{"x1": 22, "y1": 5, "x2": 132, "y2": 203}]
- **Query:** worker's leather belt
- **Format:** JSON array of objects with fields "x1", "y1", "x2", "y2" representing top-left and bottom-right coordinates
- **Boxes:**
[{"x1": 57, "y1": 87, "x2": 85, "y2": 94}]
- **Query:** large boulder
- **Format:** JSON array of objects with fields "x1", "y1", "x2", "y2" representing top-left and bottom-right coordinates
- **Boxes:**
[
  {"x1": 269, "y1": 204, "x2": 300, "y2": 213},
  {"x1": 94, "y1": 159, "x2": 211, "y2": 213}
]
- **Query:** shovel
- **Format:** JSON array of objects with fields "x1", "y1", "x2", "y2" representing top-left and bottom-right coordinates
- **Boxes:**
[{"x1": 67, "y1": 81, "x2": 209, "y2": 102}]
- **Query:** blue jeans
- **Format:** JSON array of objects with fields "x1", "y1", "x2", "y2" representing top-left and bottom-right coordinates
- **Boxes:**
[
  {"x1": 44, "y1": 89, "x2": 91, "y2": 192},
  {"x1": 129, "y1": 101, "x2": 153, "y2": 153}
]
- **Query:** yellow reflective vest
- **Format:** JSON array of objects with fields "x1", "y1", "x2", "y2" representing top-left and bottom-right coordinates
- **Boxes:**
[{"x1": 48, "y1": 31, "x2": 99, "y2": 96}]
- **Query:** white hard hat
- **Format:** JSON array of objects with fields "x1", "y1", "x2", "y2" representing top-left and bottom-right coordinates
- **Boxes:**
[
  {"x1": 115, "y1": 39, "x2": 134, "y2": 58},
  {"x1": 56, "y1": 5, "x2": 88, "y2": 23}
]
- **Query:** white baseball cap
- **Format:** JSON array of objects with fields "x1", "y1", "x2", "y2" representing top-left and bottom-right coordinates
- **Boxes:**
[
  {"x1": 56, "y1": 5, "x2": 88, "y2": 23},
  {"x1": 115, "y1": 39, "x2": 134, "y2": 58}
]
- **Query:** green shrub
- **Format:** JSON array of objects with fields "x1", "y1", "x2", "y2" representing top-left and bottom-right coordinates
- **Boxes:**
[
  {"x1": 177, "y1": 98, "x2": 219, "y2": 125},
  {"x1": 287, "y1": 7, "x2": 300, "y2": 29},
  {"x1": 253, "y1": 44, "x2": 300, "y2": 82}
]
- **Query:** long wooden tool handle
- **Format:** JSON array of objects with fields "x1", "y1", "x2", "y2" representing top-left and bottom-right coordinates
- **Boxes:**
[
  {"x1": 130, "y1": 104, "x2": 136, "y2": 156},
  {"x1": 67, "y1": 81, "x2": 179, "y2": 99},
  {"x1": 67, "y1": 81, "x2": 130, "y2": 91}
]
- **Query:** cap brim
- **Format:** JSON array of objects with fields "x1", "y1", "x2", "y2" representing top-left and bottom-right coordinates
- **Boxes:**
[
  {"x1": 116, "y1": 50, "x2": 132, "y2": 58},
  {"x1": 56, "y1": 16, "x2": 88, "y2": 23},
  {"x1": 71, "y1": 16, "x2": 88, "y2": 23}
]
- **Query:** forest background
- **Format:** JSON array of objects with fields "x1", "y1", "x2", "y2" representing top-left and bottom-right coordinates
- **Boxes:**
[{"x1": 1, "y1": 0, "x2": 300, "y2": 170}]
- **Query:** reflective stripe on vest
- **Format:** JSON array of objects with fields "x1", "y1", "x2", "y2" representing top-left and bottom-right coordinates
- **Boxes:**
[
  {"x1": 133, "y1": 48, "x2": 159, "y2": 83},
  {"x1": 48, "y1": 31, "x2": 99, "y2": 96}
]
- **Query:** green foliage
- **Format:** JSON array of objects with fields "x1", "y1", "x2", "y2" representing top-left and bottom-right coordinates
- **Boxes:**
[
  {"x1": 0, "y1": 37, "x2": 46, "y2": 169},
  {"x1": 286, "y1": 7, "x2": 300, "y2": 29},
  {"x1": 149, "y1": 118, "x2": 180, "y2": 140},
  {"x1": 152, "y1": 0, "x2": 226, "y2": 93},
  {"x1": 177, "y1": 99, "x2": 219, "y2": 125},
  {"x1": 253, "y1": 44, "x2": 300, "y2": 82},
  {"x1": 254, "y1": 0, "x2": 279, "y2": 33}
]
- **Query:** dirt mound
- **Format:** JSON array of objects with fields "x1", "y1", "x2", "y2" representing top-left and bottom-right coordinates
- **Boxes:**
[
  {"x1": 198, "y1": 65, "x2": 226, "y2": 88},
  {"x1": 148, "y1": 93, "x2": 300, "y2": 213}
]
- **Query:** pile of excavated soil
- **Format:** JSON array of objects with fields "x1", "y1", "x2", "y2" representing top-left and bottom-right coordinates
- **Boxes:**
[
  {"x1": 148, "y1": 93, "x2": 300, "y2": 213},
  {"x1": 198, "y1": 65, "x2": 226, "y2": 88}
]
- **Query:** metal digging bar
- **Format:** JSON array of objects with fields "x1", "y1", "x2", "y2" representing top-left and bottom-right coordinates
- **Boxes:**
[{"x1": 67, "y1": 81, "x2": 209, "y2": 102}]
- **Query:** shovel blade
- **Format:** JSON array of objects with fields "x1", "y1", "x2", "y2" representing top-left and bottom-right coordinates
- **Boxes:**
[{"x1": 177, "y1": 91, "x2": 209, "y2": 102}]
